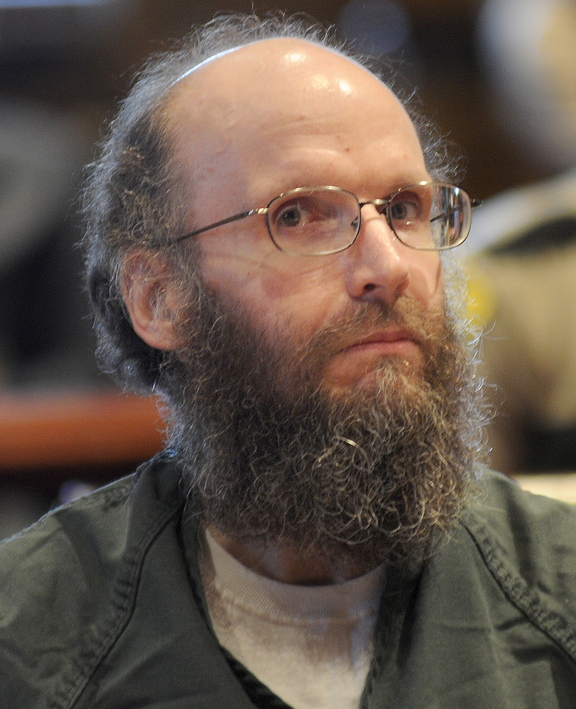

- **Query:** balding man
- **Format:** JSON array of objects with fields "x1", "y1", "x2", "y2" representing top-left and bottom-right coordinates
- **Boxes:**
[{"x1": 1, "y1": 14, "x2": 576, "y2": 708}]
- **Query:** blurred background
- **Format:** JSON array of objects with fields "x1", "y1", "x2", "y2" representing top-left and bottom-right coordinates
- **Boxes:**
[{"x1": 1, "y1": 0, "x2": 576, "y2": 535}]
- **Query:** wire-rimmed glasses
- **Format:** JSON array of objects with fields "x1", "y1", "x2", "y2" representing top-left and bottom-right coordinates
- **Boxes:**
[{"x1": 170, "y1": 181, "x2": 481, "y2": 256}]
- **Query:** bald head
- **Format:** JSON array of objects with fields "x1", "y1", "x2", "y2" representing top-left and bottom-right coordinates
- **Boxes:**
[{"x1": 165, "y1": 38, "x2": 427, "y2": 239}]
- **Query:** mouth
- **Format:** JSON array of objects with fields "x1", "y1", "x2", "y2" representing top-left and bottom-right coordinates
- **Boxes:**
[
  {"x1": 339, "y1": 327, "x2": 421, "y2": 357},
  {"x1": 322, "y1": 326, "x2": 425, "y2": 393}
]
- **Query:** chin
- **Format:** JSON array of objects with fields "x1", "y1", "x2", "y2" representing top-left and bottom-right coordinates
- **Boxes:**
[{"x1": 325, "y1": 356, "x2": 425, "y2": 400}]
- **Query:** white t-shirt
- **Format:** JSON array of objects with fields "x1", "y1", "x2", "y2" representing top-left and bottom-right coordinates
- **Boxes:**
[{"x1": 199, "y1": 530, "x2": 385, "y2": 709}]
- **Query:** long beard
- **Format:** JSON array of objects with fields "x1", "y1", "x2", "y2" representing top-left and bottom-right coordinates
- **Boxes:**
[{"x1": 162, "y1": 278, "x2": 485, "y2": 573}]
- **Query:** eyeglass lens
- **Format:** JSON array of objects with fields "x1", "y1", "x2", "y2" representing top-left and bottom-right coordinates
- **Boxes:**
[
  {"x1": 266, "y1": 183, "x2": 470, "y2": 255},
  {"x1": 388, "y1": 183, "x2": 470, "y2": 251},
  {"x1": 268, "y1": 188, "x2": 357, "y2": 255}
]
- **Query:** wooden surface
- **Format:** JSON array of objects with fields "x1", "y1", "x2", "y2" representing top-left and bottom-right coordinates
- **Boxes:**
[{"x1": 0, "y1": 390, "x2": 163, "y2": 471}]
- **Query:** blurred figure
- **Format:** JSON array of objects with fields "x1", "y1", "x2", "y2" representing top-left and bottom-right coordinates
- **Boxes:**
[
  {"x1": 0, "y1": 0, "x2": 136, "y2": 538},
  {"x1": 0, "y1": 99, "x2": 95, "y2": 539},
  {"x1": 468, "y1": 171, "x2": 576, "y2": 473},
  {"x1": 0, "y1": 97, "x2": 95, "y2": 388},
  {"x1": 469, "y1": 0, "x2": 576, "y2": 474},
  {"x1": 477, "y1": 0, "x2": 576, "y2": 174}
]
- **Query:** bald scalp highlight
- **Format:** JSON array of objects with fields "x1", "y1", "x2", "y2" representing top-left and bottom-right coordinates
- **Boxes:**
[{"x1": 81, "y1": 13, "x2": 459, "y2": 394}]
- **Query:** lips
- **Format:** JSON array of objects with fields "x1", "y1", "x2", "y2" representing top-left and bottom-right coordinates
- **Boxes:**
[
  {"x1": 319, "y1": 314, "x2": 429, "y2": 393},
  {"x1": 339, "y1": 327, "x2": 419, "y2": 354}
]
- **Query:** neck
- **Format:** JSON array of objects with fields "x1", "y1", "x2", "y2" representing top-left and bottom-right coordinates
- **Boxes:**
[{"x1": 208, "y1": 525, "x2": 374, "y2": 585}]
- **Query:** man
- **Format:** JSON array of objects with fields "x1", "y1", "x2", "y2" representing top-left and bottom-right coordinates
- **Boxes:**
[{"x1": 1, "y1": 14, "x2": 576, "y2": 708}]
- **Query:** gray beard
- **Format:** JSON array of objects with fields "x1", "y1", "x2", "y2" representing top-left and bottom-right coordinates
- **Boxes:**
[{"x1": 161, "y1": 278, "x2": 485, "y2": 573}]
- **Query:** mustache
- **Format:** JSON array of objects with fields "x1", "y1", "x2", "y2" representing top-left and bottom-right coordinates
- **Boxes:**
[{"x1": 301, "y1": 296, "x2": 447, "y2": 365}]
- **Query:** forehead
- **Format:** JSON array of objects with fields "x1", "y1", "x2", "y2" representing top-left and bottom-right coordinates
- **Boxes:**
[{"x1": 165, "y1": 38, "x2": 425, "y2": 199}]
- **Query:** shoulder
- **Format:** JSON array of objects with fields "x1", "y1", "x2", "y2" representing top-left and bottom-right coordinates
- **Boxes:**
[
  {"x1": 0, "y1": 453, "x2": 183, "y2": 578},
  {"x1": 0, "y1": 454, "x2": 186, "y2": 705},
  {"x1": 460, "y1": 468, "x2": 576, "y2": 654},
  {"x1": 464, "y1": 468, "x2": 576, "y2": 559}
]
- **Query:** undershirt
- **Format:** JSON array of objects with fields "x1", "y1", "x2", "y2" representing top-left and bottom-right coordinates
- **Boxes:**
[{"x1": 199, "y1": 530, "x2": 386, "y2": 709}]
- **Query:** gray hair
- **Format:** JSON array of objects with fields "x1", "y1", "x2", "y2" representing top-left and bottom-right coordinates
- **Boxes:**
[{"x1": 82, "y1": 12, "x2": 458, "y2": 393}]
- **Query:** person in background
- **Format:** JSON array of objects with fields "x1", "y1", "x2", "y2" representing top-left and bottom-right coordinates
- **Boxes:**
[
  {"x1": 0, "y1": 14, "x2": 575, "y2": 708},
  {"x1": 467, "y1": 172, "x2": 576, "y2": 474},
  {"x1": 468, "y1": 0, "x2": 576, "y2": 475}
]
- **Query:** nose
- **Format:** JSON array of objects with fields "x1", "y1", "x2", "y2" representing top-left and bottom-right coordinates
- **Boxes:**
[{"x1": 344, "y1": 205, "x2": 411, "y2": 306}]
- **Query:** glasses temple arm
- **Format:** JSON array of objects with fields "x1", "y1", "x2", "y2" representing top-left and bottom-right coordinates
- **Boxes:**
[
  {"x1": 428, "y1": 199, "x2": 483, "y2": 224},
  {"x1": 172, "y1": 209, "x2": 258, "y2": 244}
]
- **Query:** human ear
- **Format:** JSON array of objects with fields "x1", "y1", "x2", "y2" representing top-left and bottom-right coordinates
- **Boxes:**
[{"x1": 120, "y1": 249, "x2": 187, "y2": 351}]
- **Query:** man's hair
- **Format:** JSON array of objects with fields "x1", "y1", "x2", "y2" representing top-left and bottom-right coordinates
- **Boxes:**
[{"x1": 82, "y1": 13, "x2": 457, "y2": 394}]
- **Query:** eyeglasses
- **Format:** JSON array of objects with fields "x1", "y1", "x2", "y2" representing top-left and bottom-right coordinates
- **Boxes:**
[{"x1": 171, "y1": 181, "x2": 481, "y2": 256}]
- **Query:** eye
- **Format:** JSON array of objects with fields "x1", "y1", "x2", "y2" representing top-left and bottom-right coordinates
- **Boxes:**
[
  {"x1": 265, "y1": 189, "x2": 360, "y2": 254},
  {"x1": 389, "y1": 192, "x2": 424, "y2": 223},
  {"x1": 271, "y1": 195, "x2": 334, "y2": 234},
  {"x1": 276, "y1": 202, "x2": 304, "y2": 228}
]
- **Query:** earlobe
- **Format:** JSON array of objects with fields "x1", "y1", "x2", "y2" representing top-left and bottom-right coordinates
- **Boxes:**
[{"x1": 121, "y1": 249, "x2": 186, "y2": 351}]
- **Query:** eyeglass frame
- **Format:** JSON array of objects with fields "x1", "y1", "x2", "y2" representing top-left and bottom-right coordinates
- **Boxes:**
[{"x1": 166, "y1": 180, "x2": 482, "y2": 256}]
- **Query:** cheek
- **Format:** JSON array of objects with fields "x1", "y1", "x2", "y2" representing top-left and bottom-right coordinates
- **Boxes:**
[
  {"x1": 406, "y1": 253, "x2": 445, "y2": 309},
  {"x1": 200, "y1": 248, "x2": 345, "y2": 339},
  {"x1": 199, "y1": 239, "x2": 446, "y2": 346}
]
